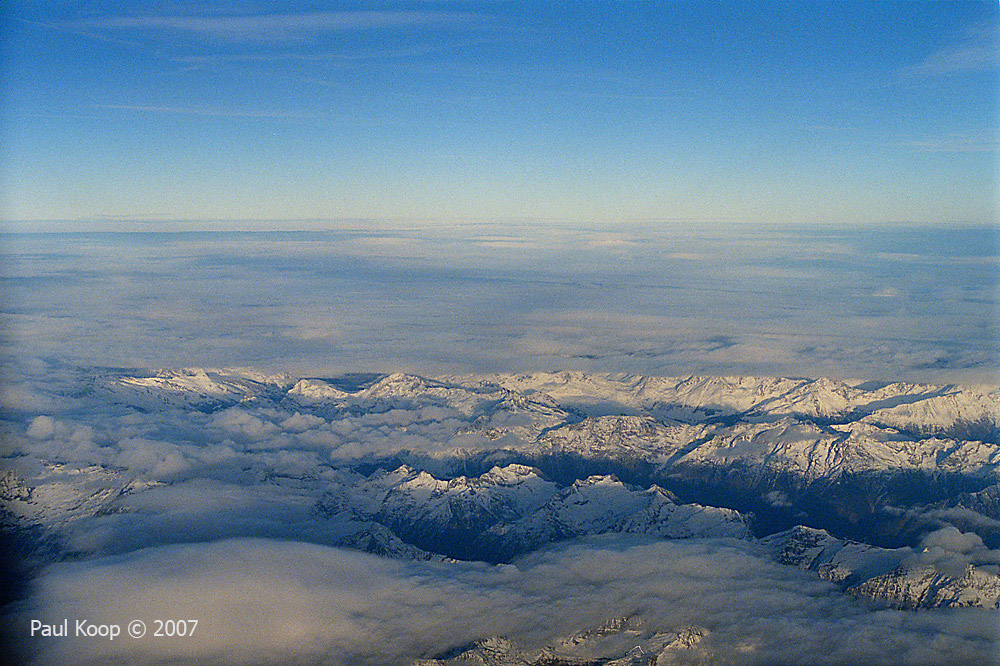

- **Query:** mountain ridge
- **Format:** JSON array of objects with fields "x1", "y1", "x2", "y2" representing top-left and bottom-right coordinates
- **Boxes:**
[{"x1": 4, "y1": 367, "x2": 999, "y2": 611}]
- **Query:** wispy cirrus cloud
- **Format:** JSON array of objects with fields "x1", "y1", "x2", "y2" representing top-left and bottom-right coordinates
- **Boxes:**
[
  {"x1": 903, "y1": 22, "x2": 999, "y2": 79},
  {"x1": 77, "y1": 9, "x2": 481, "y2": 42},
  {"x1": 897, "y1": 131, "x2": 998, "y2": 154},
  {"x1": 93, "y1": 104, "x2": 316, "y2": 119},
  {"x1": 172, "y1": 38, "x2": 498, "y2": 66}
]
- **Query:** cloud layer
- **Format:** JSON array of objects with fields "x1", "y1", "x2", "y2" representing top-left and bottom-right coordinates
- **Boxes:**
[
  {"x1": 7, "y1": 536, "x2": 995, "y2": 666},
  {"x1": 2, "y1": 225, "x2": 996, "y2": 384}
]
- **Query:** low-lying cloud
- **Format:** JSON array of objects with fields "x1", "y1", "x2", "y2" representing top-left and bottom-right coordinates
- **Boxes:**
[
  {"x1": 914, "y1": 526, "x2": 1000, "y2": 578},
  {"x1": 2, "y1": 225, "x2": 996, "y2": 383},
  {"x1": 8, "y1": 536, "x2": 995, "y2": 666}
]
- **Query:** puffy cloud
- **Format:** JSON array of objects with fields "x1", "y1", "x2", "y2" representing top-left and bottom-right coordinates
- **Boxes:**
[
  {"x1": 279, "y1": 412, "x2": 325, "y2": 433},
  {"x1": 763, "y1": 490, "x2": 793, "y2": 508},
  {"x1": 211, "y1": 409, "x2": 281, "y2": 442},
  {"x1": 27, "y1": 416, "x2": 56, "y2": 440},
  {"x1": 915, "y1": 526, "x2": 1000, "y2": 577},
  {"x1": 922, "y1": 526, "x2": 988, "y2": 554},
  {"x1": 115, "y1": 439, "x2": 191, "y2": 479}
]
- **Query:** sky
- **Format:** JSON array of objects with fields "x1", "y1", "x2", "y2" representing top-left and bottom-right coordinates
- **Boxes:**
[{"x1": 1, "y1": 0, "x2": 998, "y2": 227}]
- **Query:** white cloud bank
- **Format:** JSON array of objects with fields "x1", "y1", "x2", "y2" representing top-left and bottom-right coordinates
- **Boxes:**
[
  {"x1": 8, "y1": 537, "x2": 994, "y2": 666},
  {"x1": 2, "y1": 225, "x2": 996, "y2": 383}
]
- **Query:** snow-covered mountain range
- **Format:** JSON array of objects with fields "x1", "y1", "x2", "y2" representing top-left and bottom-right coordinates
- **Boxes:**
[
  {"x1": 3, "y1": 368, "x2": 999, "y2": 613},
  {"x1": 414, "y1": 616, "x2": 712, "y2": 666},
  {"x1": 314, "y1": 463, "x2": 750, "y2": 562}
]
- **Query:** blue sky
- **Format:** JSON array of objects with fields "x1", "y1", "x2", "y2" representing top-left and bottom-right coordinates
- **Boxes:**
[{"x1": 1, "y1": 1, "x2": 997, "y2": 227}]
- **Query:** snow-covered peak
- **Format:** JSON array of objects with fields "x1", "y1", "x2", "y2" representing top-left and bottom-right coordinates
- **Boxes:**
[
  {"x1": 861, "y1": 388, "x2": 999, "y2": 441},
  {"x1": 750, "y1": 377, "x2": 861, "y2": 420},
  {"x1": 363, "y1": 372, "x2": 431, "y2": 396},
  {"x1": 850, "y1": 563, "x2": 1000, "y2": 610},
  {"x1": 285, "y1": 378, "x2": 350, "y2": 403},
  {"x1": 475, "y1": 372, "x2": 997, "y2": 434},
  {"x1": 100, "y1": 367, "x2": 290, "y2": 410},
  {"x1": 762, "y1": 525, "x2": 909, "y2": 585},
  {"x1": 1, "y1": 463, "x2": 153, "y2": 526},
  {"x1": 417, "y1": 616, "x2": 713, "y2": 665},
  {"x1": 480, "y1": 464, "x2": 545, "y2": 485}
]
